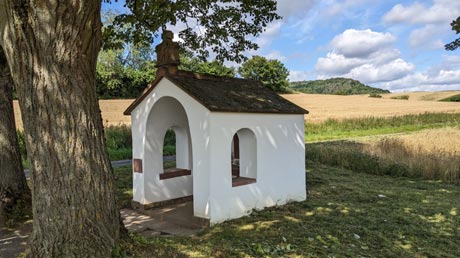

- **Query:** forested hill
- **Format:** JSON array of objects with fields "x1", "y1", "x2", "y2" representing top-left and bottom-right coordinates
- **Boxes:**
[{"x1": 290, "y1": 78, "x2": 390, "y2": 95}]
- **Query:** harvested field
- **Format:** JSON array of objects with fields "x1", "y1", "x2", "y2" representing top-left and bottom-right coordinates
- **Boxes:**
[
  {"x1": 13, "y1": 91, "x2": 460, "y2": 129},
  {"x1": 13, "y1": 99, "x2": 133, "y2": 130},
  {"x1": 282, "y1": 93, "x2": 460, "y2": 123},
  {"x1": 382, "y1": 90, "x2": 460, "y2": 101}
]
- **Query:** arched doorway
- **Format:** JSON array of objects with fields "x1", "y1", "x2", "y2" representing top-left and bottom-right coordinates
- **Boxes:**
[{"x1": 144, "y1": 96, "x2": 193, "y2": 201}]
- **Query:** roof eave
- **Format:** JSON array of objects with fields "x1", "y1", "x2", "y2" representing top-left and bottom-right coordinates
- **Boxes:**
[{"x1": 123, "y1": 75, "x2": 165, "y2": 115}]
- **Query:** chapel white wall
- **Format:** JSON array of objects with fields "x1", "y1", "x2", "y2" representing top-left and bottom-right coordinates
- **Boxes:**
[
  {"x1": 130, "y1": 78, "x2": 212, "y2": 219},
  {"x1": 208, "y1": 113, "x2": 306, "y2": 224}
]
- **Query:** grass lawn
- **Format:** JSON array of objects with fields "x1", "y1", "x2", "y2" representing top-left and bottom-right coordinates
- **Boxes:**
[{"x1": 114, "y1": 163, "x2": 460, "y2": 257}]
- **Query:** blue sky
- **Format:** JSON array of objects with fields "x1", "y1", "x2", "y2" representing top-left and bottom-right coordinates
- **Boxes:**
[{"x1": 103, "y1": 0, "x2": 460, "y2": 92}]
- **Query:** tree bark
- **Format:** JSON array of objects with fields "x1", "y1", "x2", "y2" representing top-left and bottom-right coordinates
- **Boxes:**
[
  {"x1": 0, "y1": 1, "x2": 121, "y2": 257},
  {"x1": 0, "y1": 46, "x2": 31, "y2": 226}
]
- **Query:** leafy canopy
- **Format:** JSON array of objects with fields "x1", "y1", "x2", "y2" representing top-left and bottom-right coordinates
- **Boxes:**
[
  {"x1": 238, "y1": 55, "x2": 290, "y2": 93},
  {"x1": 445, "y1": 16, "x2": 460, "y2": 51},
  {"x1": 96, "y1": 44, "x2": 157, "y2": 99},
  {"x1": 96, "y1": 44, "x2": 235, "y2": 98},
  {"x1": 103, "y1": 0, "x2": 281, "y2": 63},
  {"x1": 180, "y1": 53, "x2": 235, "y2": 77}
]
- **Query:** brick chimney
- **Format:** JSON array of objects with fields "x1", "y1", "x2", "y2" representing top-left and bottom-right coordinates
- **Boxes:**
[{"x1": 155, "y1": 30, "x2": 180, "y2": 76}]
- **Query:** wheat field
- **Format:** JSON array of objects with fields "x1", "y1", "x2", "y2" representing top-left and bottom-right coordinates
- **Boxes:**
[
  {"x1": 282, "y1": 93, "x2": 460, "y2": 123},
  {"x1": 13, "y1": 91, "x2": 460, "y2": 129},
  {"x1": 360, "y1": 127, "x2": 460, "y2": 183}
]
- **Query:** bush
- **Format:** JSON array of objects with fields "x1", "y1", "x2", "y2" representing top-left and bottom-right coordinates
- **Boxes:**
[
  {"x1": 390, "y1": 95, "x2": 409, "y2": 100},
  {"x1": 440, "y1": 94, "x2": 460, "y2": 102},
  {"x1": 105, "y1": 125, "x2": 132, "y2": 150},
  {"x1": 368, "y1": 93, "x2": 382, "y2": 98},
  {"x1": 163, "y1": 145, "x2": 176, "y2": 156}
]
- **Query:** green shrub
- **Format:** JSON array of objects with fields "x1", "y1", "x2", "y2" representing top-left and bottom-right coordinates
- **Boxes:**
[
  {"x1": 163, "y1": 145, "x2": 176, "y2": 156},
  {"x1": 105, "y1": 125, "x2": 132, "y2": 150},
  {"x1": 108, "y1": 148, "x2": 132, "y2": 161},
  {"x1": 390, "y1": 95, "x2": 409, "y2": 100},
  {"x1": 17, "y1": 130, "x2": 27, "y2": 158},
  {"x1": 368, "y1": 93, "x2": 382, "y2": 98},
  {"x1": 440, "y1": 94, "x2": 460, "y2": 102}
]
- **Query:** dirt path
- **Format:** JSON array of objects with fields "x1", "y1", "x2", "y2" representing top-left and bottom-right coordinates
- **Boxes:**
[{"x1": 0, "y1": 222, "x2": 32, "y2": 258}]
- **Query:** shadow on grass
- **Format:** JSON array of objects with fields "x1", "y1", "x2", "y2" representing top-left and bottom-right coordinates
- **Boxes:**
[{"x1": 114, "y1": 162, "x2": 460, "y2": 257}]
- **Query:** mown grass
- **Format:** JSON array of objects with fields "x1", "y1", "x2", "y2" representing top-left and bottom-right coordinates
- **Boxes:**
[
  {"x1": 306, "y1": 112, "x2": 460, "y2": 142},
  {"x1": 113, "y1": 163, "x2": 460, "y2": 257}
]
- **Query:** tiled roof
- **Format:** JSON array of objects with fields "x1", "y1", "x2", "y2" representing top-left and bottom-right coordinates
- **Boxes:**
[{"x1": 124, "y1": 70, "x2": 309, "y2": 115}]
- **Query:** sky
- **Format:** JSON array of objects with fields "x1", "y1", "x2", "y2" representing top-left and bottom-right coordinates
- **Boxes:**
[{"x1": 103, "y1": 0, "x2": 460, "y2": 92}]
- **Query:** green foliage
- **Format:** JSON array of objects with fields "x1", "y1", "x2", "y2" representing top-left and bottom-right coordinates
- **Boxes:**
[
  {"x1": 445, "y1": 16, "x2": 460, "y2": 51},
  {"x1": 306, "y1": 112, "x2": 460, "y2": 142},
  {"x1": 291, "y1": 77, "x2": 390, "y2": 95},
  {"x1": 368, "y1": 93, "x2": 382, "y2": 98},
  {"x1": 96, "y1": 45, "x2": 157, "y2": 99},
  {"x1": 238, "y1": 55, "x2": 290, "y2": 93},
  {"x1": 103, "y1": 0, "x2": 281, "y2": 63},
  {"x1": 16, "y1": 130, "x2": 26, "y2": 159},
  {"x1": 105, "y1": 125, "x2": 132, "y2": 151},
  {"x1": 180, "y1": 55, "x2": 235, "y2": 77},
  {"x1": 114, "y1": 163, "x2": 460, "y2": 257},
  {"x1": 440, "y1": 94, "x2": 460, "y2": 102},
  {"x1": 390, "y1": 95, "x2": 409, "y2": 100}
]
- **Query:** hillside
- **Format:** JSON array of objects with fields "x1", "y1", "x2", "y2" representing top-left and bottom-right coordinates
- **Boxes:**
[{"x1": 290, "y1": 78, "x2": 390, "y2": 95}]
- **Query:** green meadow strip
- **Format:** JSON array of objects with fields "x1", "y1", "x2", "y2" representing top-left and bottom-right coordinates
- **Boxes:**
[{"x1": 305, "y1": 112, "x2": 460, "y2": 142}]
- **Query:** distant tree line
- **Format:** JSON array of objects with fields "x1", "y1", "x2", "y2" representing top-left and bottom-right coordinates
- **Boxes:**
[{"x1": 290, "y1": 78, "x2": 390, "y2": 95}]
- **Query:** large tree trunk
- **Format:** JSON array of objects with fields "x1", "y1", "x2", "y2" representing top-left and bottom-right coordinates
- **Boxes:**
[
  {"x1": 0, "y1": 1, "x2": 121, "y2": 257},
  {"x1": 0, "y1": 46, "x2": 31, "y2": 226}
]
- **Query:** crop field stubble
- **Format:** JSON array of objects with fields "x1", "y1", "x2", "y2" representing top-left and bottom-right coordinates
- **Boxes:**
[
  {"x1": 281, "y1": 91, "x2": 460, "y2": 123},
  {"x1": 13, "y1": 91, "x2": 460, "y2": 129}
]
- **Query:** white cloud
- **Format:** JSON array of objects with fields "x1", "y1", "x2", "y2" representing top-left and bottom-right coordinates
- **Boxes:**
[
  {"x1": 329, "y1": 29, "x2": 396, "y2": 58},
  {"x1": 289, "y1": 71, "x2": 311, "y2": 82},
  {"x1": 347, "y1": 59, "x2": 415, "y2": 83},
  {"x1": 264, "y1": 50, "x2": 287, "y2": 62},
  {"x1": 383, "y1": 0, "x2": 460, "y2": 50},
  {"x1": 325, "y1": 0, "x2": 366, "y2": 17},
  {"x1": 375, "y1": 55, "x2": 460, "y2": 92},
  {"x1": 379, "y1": 69, "x2": 460, "y2": 92},
  {"x1": 408, "y1": 25, "x2": 445, "y2": 49},
  {"x1": 316, "y1": 52, "x2": 365, "y2": 75},
  {"x1": 316, "y1": 29, "x2": 415, "y2": 84},
  {"x1": 276, "y1": 0, "x2": 315, "y2": 19},
  {"x1": 383, "y1": 0, "x2": 460, "y2": 25}
]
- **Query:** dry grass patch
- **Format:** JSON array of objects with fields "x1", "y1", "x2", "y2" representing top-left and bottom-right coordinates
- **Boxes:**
[{"x1": 307, "y1": 127, "x2": 460, "y2": 184}]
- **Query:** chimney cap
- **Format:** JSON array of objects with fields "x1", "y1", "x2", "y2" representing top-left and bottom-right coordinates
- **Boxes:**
[{"x1": 155, "y1": 29, "x2": 180, "y2": 75}]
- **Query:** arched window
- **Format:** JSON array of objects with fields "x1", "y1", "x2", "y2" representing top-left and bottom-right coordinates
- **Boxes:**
[
  {"x1": 159, "y1": 126, "x2": 192, "y2": 180},
  {"x1": 162, "y1": 129, "x2": 176, "y2": 170},
  {"x1": 231, "y1": 128, "x2": 257, "y2": 187}
]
